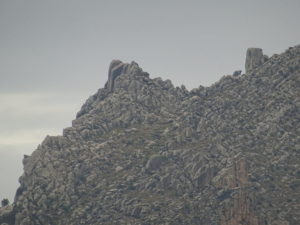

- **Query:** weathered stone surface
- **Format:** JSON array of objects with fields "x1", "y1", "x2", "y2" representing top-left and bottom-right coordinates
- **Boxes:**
[
  {"x1": 106, "y1": 59, "x2": 126, "y2": 92},
  {"x1": 245, "y1": 47, "x2": 268, "y2": 73},
  {"x1": 0, "y1": 205, "x2": 14, "y2": 225},
  {"x1": 1, "y1": 44, "x2": 300, "y2": 225}
]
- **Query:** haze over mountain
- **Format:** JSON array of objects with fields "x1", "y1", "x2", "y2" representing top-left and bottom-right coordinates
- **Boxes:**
[
  {"x1": 1, "y1": 1, "x2": 300, "y2": 202},
  {"x1": 1, "y1": 44, "x2": 299, "y2": 225}
]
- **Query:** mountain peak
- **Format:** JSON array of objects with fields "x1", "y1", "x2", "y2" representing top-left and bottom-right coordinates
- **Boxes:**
[
  {"x1": 2, "y1": 45, "x2": 300, "y2": 225},
  {"x1": 105, "y1": 60, "x2": 147, "y2": 92}
]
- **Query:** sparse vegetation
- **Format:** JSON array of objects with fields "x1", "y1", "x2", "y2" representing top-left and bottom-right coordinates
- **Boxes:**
[{"x1": 1, "y1": 198, "x2": 9, "y2": 207}]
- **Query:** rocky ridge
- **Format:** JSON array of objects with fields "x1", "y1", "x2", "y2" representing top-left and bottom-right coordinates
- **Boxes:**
[{"x1": 1, "y1": 45, "x2": 300, "y2": 225}]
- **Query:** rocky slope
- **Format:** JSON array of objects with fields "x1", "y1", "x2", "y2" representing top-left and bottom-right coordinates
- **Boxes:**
[{"x1": 1, "y1": 45, "x2": 300, "y2": 225}]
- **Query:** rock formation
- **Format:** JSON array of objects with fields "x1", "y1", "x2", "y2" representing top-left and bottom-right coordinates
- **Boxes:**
[
  {"x1": 106, "y1": 60, "x2": 128, "y2": 92},
  {"x1": 245, "y1": 48, "x2": 269, "y2": 73},
  {"x1": 1, "y1": 45, "x2": 300, "y2": 225}
]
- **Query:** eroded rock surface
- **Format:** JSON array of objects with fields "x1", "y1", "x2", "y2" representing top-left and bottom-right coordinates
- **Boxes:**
[
  {"x1": 0, "y1": 205, "x2": 14, "y2": 225},
  {"x1": 1, "y1": 45, "x2": 300, "y2": 225},
  {"x1": 245, "y1": 48, "x2": 269, "y2": 73}
]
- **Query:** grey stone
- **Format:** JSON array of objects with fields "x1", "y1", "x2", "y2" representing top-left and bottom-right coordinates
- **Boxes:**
[
  {"x1": 233, "y1": 70, "x2": 242, "y2": 76},
  {"x1": 245, "y1": 48, "x2": 268, "y2": 73},
  {"x1": 146, "y1": 155, "x2": 165, "y2": 171},
  {"x1": 2, "y1": 44, "x2": 300, "y2": 225},
  {"x1": 106, "y1": 60, "x2": 126, "y2": 92}
]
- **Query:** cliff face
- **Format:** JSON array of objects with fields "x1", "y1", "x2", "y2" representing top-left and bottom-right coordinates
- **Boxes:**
[{"x1": 1, "y1": 45, "x2": 300, "y2": 225}]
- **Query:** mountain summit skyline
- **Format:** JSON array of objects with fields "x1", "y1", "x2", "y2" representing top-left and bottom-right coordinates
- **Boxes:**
[
  {"x1": 1, "y1": 2, "x2": 300, "y2": 204},
  {"x1": 1, "y1": 44, "x2": 299, "y2": 225}
]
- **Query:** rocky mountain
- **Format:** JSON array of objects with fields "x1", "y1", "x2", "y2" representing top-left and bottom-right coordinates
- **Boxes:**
[{"x1": 1, "y1": 45, "x2": 300, "y2": 225}]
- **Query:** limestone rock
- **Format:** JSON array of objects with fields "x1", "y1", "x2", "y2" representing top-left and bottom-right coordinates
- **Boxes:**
[
  {"x1": 106, "y1": 60, "x2": 127, "y2": 92},
  {"x1": 2, "y1": 45, "x2": 300, "y2": 225},
  {"x1": 245, "y1": 48, "x2": 268, "y2": 73}
]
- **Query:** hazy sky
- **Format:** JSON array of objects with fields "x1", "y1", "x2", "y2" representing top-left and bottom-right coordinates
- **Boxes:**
[{"x1": 1, "y1": 0, "x2": 299, "y2": 201}]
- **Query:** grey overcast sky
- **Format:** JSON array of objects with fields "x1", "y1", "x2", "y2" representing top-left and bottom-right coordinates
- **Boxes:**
[{"x1": 1, "y1": 0, "x2": 300, "y2": 201}]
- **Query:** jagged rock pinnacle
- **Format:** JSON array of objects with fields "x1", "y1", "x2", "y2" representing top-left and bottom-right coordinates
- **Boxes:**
[
  {"x1": 106, "y1": 60, "x2": 128, "y2": 92},
  {"x1": 105, "y1": 60, "x2": 147, "y2": 92},
  {"x1": 245, "y1": 48, "x2": 268, "y2": 73}
]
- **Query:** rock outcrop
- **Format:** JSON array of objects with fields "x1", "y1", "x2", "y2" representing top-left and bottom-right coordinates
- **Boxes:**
[
  {"x1": 106, "y1": 60, "x2": 128, "y2": 92},
  {"x1": 1, "y1": 45, "x2": 300, "y2": 225},
  {"x1": 245, "y1": 48, "x2": 269, "y2": 73}
]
